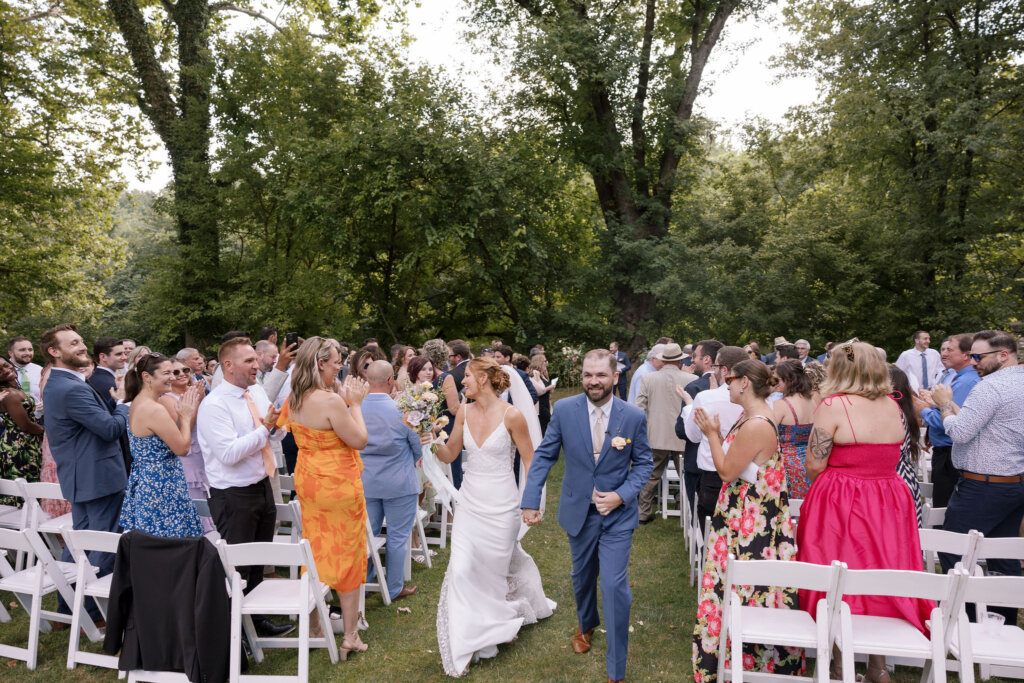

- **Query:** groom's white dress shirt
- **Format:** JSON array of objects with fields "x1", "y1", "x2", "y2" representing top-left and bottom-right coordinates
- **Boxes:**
[{"x1": 197, "y1": 381, "x2": 283, "y2": 490}]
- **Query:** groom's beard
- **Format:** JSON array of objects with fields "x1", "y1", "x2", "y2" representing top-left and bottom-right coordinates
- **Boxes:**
[{"x1": 585, "y1": 383, "x2": 613, "y2": 403}]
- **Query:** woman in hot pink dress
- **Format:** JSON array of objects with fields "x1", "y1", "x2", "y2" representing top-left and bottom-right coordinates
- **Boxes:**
[{"x1": 797, "y1": 341, "x2": 931, "y2": 683}]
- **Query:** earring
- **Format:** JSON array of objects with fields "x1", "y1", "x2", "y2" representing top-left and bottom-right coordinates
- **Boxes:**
[{"x1": 740, "y1": 388, "x2": 745, "y2": 394}]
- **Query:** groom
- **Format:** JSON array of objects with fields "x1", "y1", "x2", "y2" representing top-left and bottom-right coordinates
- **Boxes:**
[{"x1": 522, "y1": 348, "x2": 653, "y2": 683}]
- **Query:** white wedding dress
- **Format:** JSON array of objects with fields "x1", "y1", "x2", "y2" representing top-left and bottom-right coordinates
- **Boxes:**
[{"x1": 437, "y1": 407, "x2": 556, "y2": 677}]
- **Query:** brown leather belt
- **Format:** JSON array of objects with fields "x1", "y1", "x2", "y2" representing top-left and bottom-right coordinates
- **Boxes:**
[{"x1": 961, "y1": 471, "x2": 1024, "y2": 483}]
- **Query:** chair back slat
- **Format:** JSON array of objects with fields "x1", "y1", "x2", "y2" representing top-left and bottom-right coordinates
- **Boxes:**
[
  {"x1": 62, "y1": 528, "x2": 122, "y2": 560},
  {"x1": 0, "y1": 478, "x2": 24, "y2": 498},
  {"x1": 974, "y1": 536, "x2": 1024, "y2": 562},
  {"x1": 218, "y1": 539, "x2": 307, "y2": 568},
  {"x1": 727, "y1": 558, "x2": 835, "y2": 592},
  {"x1": 961, "y1": 573, "x2": 1024, "y2": 609},
  {"x1": 0, "y1": 527, "x2": 35, "y2": 555},
  {"x1": 841, "y1": 567, "x2": 956, "y2": 602}
]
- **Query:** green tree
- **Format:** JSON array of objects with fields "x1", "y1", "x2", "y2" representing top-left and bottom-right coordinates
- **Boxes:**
[{"x1": 468, "y1": 0, "x2": 770, "y2": 350}]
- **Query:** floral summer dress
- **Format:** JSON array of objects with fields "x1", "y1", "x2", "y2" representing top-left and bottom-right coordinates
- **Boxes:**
[
  {"x1": 119, "y1": 433, "x2": 204, "y2": 538},
  {"x1": 692, "y1": 415, "x2": 804, "y2": 682},
  {"x1": 776, "y1": 398, "x2": 812, "y2": 499},
  {"x1": 0, "y1": 395, "x2": 43, "y2": 507}
]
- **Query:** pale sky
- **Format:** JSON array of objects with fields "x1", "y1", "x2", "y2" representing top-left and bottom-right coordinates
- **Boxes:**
[{"x1": 129, "y1": 1, "x2": 817, "y2": 191}]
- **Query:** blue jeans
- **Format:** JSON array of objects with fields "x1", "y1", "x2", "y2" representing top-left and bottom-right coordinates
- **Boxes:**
[
  {"x1": 365, "y1": 494, "x2": 418, "y2": 600},
  {"x1": 940, "y1": 476, "x2": 1024, "y2": 622}
]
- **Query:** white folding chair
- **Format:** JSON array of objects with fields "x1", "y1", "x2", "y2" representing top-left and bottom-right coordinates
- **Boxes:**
[
  {"x1": 20, "y1": 479, "x2": 74, "y2": 558},
  {"x1": 680, "y1": 478, "x2": 692, "y2": 535},
  {"x1": 660, "y1": 459, "x2": 682, "y2": 520},
  {"x1": 190, "y1": 498, "x2": 221, "y2": 542},
  {"x1": 273, "y1": 501, "x2": 303, "y2": 579},
  {"x1": 919, "y1": 528, "x2": 981, "y2": 575},
  {"x1": 834, "y1": 567, "x2": 967, "y2": 683},
  {"x1": 62, "y1": 528, "x2": 122, "y2": 671},
  {"x1": 217, "y1": 538, "x2": 338, "y2": 682},
  {"x1": 718, "y1": 556, "x2": 845, "y2": 682},
  {"x1": 0, "y1": 527, "x2": 98, "y2": 669},
  {"x1": 0, "y1": 478, "x2": 28, "y2": 530},
  {"x1": 424, "y1": 458, "x2": 455, "y2": 549},
  {"x1": 917, "y1": 481, "x2": 934, "y2": 506},
  {"x1": 363, "y1": 517, "x2": 391, "y2": 606},
  {"x1": 689, "y1": 515, "x2": 707, "y2": 586},
  {"x1": 922, "y1": 504, "x2": 946, "y2": 529},
  {"x1": 409, "y1": 508, "x2": 432, "y2": 569},
  {"x1": 949, "y1": 573, "x2": 1024, "y2": 683},
  {"x1": 972, "y1": 535, "x2": 1024, "y2": 574},
  {"x1": 278, "y1": 474, "x2": 294, "y2": 500}
]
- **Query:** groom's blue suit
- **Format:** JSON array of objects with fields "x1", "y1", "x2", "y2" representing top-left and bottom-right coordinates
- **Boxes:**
[{"x1": 522, "y1": 393, "x2": 653, "y2": 680}]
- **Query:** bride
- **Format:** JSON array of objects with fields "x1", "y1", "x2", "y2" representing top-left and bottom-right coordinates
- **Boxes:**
[{"x1": 432, "y1": 356, "x2": 555, "y2": 677}]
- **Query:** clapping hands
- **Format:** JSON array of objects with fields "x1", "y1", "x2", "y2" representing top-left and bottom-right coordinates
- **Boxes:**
[
  {"x1": 178, "y1": 381, "x2": 205, "y2": 423},
  {"x1": 674, "y1": 384, "x2": 694, "y2": 406},
  {"x1": 693, "y1": 407, "x2": 721, "y2": 439},
  {"x1": 341, "y1": 376, "x2": 369, "y2": 406}
]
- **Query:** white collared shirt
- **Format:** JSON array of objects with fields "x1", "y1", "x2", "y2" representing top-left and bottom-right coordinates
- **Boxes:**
[
  {"x1": 682, "y1": 384, "x2": 744, "y2": 472},
  {"x1": 11, "y1": 360, "x2": 43, "y2": 406},
  {"x1": 197, "y1": 380, "x2": 283, "y2": 489},
  {"x1": 895, "y1": 347, "x2": 942, "y2": 389}
]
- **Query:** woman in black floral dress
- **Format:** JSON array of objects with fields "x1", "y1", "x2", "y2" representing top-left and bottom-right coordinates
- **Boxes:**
[{"x1": 0, "y1": 358, "x2": 44, "y2": 506}]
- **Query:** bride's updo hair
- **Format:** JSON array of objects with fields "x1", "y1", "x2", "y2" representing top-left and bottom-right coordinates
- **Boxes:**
[{"x1": 467, "y1": 356, "x2": 511, "y2": 395}]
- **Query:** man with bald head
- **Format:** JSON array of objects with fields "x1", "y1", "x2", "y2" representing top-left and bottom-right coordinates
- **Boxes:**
[{"x1": 360, "y1": 360, "x2": 422, "y2": 601}]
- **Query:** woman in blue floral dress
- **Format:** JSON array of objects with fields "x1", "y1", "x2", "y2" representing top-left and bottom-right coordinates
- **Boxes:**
[
  {"x1": 692, "y1": 360, "x2": 803, "y2": 683},
  {"x1": 119, "y1": 353, "x2": 205, "y2": 538}
]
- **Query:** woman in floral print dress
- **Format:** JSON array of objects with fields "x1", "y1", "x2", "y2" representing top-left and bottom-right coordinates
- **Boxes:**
[{"x1": 692, "y1": 360, "x2": 803, "y2": 682}]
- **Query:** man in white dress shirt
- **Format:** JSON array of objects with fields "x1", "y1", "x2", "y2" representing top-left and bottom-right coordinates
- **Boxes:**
[
  {"x1": 196, "y1": 336, "x2": 292, "y2": 637},
  {"x1": 896, "y1": 330, "x2": 942, "y2": 392},
  {"x1": 682, "y1": 346, "x2": 748, "y2": 526},
  {"x1": 8, "y1": 336, "x2": 42, "y2": 413}
]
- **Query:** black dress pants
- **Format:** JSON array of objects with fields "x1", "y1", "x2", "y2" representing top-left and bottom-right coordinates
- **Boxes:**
[
  {"x1": 930, "y1": 445, "x2": 958, "y2": 509},
  {"x1": 209, "y1": 478, "x2": 276, "y2": 593},
  {"x1": 696, "y1": 469, "x2": 723, "y2": 531}
]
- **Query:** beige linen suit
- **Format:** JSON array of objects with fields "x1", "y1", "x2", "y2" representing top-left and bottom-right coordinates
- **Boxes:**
[{"x1": 635, "y1": 364, "x2": 697, "y2": 520}]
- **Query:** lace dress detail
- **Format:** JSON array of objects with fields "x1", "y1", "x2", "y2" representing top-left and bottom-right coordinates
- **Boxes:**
[{"x1": 436, "y1": 410, "x2": 555, "y2": 677}]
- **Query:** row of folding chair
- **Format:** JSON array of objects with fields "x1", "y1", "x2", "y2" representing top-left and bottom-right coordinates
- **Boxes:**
[{"x1": 718, "y1": 556, "x2": 1024, "y2": 683}]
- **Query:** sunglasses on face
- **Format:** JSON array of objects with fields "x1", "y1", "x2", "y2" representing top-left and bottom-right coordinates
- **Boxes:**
[
  {"x1": 171, "y1": 369, "x2": 185, "y2": 376},
  {"x1": 724, "y1": 376, "x2": 742, "y2": 386},
  {"x1": 969, "y1": 350, "x2": 1001, "y2": 362}
]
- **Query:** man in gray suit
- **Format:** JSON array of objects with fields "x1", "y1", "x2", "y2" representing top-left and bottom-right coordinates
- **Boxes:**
[
  {"x1": 41, "y1": 323, "x2": 130, "y2": 623},
  {"x1": 635, "y1": 343, "x2": 697, "y2": 523},
  {"x1": 360, "y1": 361, "x2": 425, "y2": 601}
]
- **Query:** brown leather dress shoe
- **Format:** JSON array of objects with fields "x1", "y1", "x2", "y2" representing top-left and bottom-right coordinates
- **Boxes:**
[
  {"x1": 393, "y1": 585, "x2": 418, "y2": 601},
  {"x1": 571, "y1": 626, "x2": 593, "y2": 653}
]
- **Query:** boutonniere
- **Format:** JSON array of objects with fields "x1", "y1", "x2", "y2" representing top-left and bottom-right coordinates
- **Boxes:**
[{"x1": 611, "y1": 430, "x2": 631, "y2": 450}]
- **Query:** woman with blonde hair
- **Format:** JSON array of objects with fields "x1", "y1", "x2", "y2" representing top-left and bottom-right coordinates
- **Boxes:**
[
  {"x1": 797, "y1": 340, "x2": 931, "y2": 683},
  {"x1": 278, "y1": 337, "x2": 370, "y2": 656},
  {"x1": 527, "y1": 353, "x2": 554, "y2": 434}
]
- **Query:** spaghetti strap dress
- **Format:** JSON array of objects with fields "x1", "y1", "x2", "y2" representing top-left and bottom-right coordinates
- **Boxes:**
[
  {"x1": 693, "y1": 415, "x2": 804, "y2": 682},
  {"x1": 280, "y1": 402, "x2": 368, "y2": 593},
  {"x1": 776, "y1": 398, "x2": 812, "y2": 499},
  {"x1": 796, "y1": 395, "x2": 933, "y2": 634}
]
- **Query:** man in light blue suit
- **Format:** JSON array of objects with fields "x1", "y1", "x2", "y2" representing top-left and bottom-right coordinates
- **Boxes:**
[
  {"x1": 41, "y1": 323, "x2": 130, "y2": 622},
  {"x1": 361, "y1": 361, "x2": 424, "y2": 601},
  {"x1": 521, "y1": 349, "x2": 653, "y2": 683}
]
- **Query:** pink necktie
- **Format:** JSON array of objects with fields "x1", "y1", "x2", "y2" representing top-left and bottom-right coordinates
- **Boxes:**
[{"x1": 243, "y1": 390, "x2": 276, "y2": 478}]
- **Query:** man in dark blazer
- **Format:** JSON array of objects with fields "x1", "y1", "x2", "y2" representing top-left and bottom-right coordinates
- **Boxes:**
[
  {"x1": 610, "y1": 341, "x2": 631, "y2": 399},
  {"x1": 42, "y1": 323, "x2": 130, "y2": 622},
  {"x1": 86, "y1": 336, "x2": 127, "y2": 411}
]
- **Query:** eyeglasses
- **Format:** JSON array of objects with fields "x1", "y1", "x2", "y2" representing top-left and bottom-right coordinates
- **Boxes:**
[
  {"x1": 711, "y1": 364, "x2": 723, "y2": 370},
  {"x1": 969, "y1": 350, "x2": 1002, "y2": 362},
  {"x1": 724, "y1": 376, "x2": 742, "y2": 386}
]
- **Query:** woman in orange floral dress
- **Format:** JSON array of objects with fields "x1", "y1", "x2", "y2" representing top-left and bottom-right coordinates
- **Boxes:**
[{"x1": 279, "y1": 337, "x2": 370, "y2": 656}]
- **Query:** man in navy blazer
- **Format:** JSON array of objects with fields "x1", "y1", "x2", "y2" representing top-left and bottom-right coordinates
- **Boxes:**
[
  {"x1": 522, "y1": 349, "x2": 653, "y2": 683},
  {"x1": 42, "y1": 324, "x2": 130, "y2": 621}
]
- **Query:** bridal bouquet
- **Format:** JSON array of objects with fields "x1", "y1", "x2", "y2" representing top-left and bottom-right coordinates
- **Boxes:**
[{"x1": 395, "y1": 381, "x2": 449, "y2": 449}]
